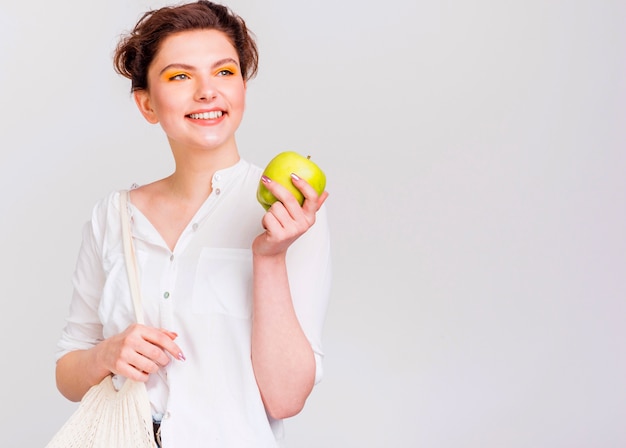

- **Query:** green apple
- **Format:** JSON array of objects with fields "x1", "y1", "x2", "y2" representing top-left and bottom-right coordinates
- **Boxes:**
[{"x1": 256, "y1": 151, "x2": 326, "y2": 210}]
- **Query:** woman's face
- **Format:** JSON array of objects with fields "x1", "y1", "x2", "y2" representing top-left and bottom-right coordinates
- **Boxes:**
[{"x1": 134, "y1": 29, "x2": 246, "y2": 154}]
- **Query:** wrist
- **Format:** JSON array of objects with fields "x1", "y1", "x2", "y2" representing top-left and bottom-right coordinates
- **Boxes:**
[
  {"x1": 90, "y1": 341, "x2": 113, "y2": 381},
  {"x1": 252, "y1": 251, "x2": 286, "y2": 262}
]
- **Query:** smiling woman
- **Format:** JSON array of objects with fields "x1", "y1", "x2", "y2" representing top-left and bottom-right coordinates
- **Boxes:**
[
  {"x1": 51, "y1": 1, "x2": 332, "y2": 447},
  {"x1": 132, "y1": 29, "x2": 248, "y2": 157}
]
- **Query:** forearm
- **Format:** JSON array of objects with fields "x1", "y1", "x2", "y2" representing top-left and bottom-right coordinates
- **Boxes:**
[
  {"x1": 251, "y1": 253, "x2": 316, "y2": 419},
  {"x1": 56, "y1": 346, "x2": 110, "y2": 402}
]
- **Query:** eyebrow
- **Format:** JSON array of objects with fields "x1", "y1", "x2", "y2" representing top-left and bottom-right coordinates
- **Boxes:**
[{"x1": 158, "y1": 58, "x2": 240, "y2": 76}]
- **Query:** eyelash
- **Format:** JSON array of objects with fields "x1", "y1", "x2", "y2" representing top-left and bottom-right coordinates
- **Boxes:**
[
  {"x1": 166, "y1": 68, "x2": 237, "y2": 81},
  {"x1": 169, "y1": 73, "x2": 190, "y2": 81}
]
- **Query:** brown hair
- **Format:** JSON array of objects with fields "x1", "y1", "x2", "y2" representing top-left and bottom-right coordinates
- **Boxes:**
[{"x1": 113, "y1": 0, "x2": 259, "y2": 91}]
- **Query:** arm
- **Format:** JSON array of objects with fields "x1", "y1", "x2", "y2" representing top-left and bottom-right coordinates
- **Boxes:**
[
  {"x1": 56, "y1": 202, "x2": 184, "y2": 402},
  {"x1": 251, "y1": 174, "x2": 330, "y2": 419},
  {"x1": 56, "y1": 347, "x2": 113, "y2": 402},
  {"x1": 57, "y1": 325, "x2": 183, "y2": 402}
]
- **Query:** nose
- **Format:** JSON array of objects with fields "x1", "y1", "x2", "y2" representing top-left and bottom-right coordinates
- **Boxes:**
[{"x1": 195, "y1": 76, "x2": 217, "y2": 102}]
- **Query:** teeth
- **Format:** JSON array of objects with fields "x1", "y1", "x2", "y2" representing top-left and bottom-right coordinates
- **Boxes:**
[{"x1": 189, "y1": 111, "x2": 223, "y2": 119}]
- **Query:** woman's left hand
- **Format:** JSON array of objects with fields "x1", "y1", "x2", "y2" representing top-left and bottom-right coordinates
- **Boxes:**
[{"x1": 252, "y1": 173, "x2": 328, "y2": 258}]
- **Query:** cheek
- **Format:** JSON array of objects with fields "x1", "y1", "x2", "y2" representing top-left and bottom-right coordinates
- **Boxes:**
[
  {"x1": 152, "y1": 93, "x2": 178, "y2": 114},
  {"x1": 151, "y1": 93, "x2": 188, "y2": 128},
  {"x1": 231, "y1": 87, "x2": 247, "y2": 113}
]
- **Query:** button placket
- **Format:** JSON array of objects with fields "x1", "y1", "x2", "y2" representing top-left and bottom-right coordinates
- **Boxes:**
[
  {"x1": 212, "y1": 173, "x2": 222, "y2": 197},
  {"x1": 163, "y1": 252, "x2": 177, "y2": 301},
  {"x1": 160, "y1": 251, "x2": 176, "y2": 330}
]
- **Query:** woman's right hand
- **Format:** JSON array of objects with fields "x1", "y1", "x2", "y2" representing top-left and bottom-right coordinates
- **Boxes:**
[{"x1": 95, "y1": 324, "x2": 185, "y2": 382}]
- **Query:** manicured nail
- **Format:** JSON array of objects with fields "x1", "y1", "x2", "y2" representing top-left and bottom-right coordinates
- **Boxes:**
[
  {"x1": 290, "y1": 173, "x2": 300, "y2": 181},
  {"x1": 178, "y1": 352, "x2": 186, "y2": 362},
  {"x1": 261, "y1": 175, "x2": 271, "y2": 183}
]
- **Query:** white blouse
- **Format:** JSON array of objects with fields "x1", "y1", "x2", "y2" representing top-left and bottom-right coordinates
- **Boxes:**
[{"x1": 56, "y1": 159, "x2": 332, "y2": 447}]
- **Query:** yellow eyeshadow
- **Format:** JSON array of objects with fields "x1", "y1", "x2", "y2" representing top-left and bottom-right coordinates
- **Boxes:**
[
  {"x1": 216, "y1": 65, "x2": 238, "y2": 75},
  {"x1": 162, "y1": 70, "x2": 189, "y2": 80}
]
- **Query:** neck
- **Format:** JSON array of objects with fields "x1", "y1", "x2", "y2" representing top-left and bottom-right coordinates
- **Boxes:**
[{"x1": 167, "y1": 140, "x2": 240, "y2": 201}]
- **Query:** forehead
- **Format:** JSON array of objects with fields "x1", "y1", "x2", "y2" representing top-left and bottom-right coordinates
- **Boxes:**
[{"x1": 153, "y1": 29, "x2": 239, "y2": 66}]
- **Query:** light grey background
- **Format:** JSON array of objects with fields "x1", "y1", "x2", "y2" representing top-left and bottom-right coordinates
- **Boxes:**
[{"x1": 1, "y1": 0, "x2": 625, "y2": 446}]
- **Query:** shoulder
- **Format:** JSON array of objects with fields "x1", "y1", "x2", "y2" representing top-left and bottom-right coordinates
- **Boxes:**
[
  {"x1": 91, "y1": 190, "x2": 123, "y2": 223},
  {"x1": 125, "y1": 178, "x2": 168, "y2": 213},
  {"x1": 229, "y1": 158, "x2": 264, "y2": 199},
  {"x1": 87, "y1": 190, "x2": 125, "y2": 245},
  {"x1": 238, "y1": 158, "x2": 263, "y2": 183}
]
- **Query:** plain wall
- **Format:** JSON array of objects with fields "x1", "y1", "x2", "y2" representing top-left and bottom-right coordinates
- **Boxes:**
[{"x1": 1, "y1": 0, "x2": 625, "y2": 446}]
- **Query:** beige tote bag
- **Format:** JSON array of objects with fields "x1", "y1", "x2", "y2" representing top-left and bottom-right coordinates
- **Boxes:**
[{"x1": 46, "y1": 190, "x2": 155, "y2": 448}]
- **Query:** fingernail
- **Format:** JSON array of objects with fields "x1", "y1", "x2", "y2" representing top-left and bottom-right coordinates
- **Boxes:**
[
  {"x1": 261, "y1": 175, "x2": 271, "y2": 183},
  {"x1": 178, "y1": 352, "x2": 186, "y2": 362},
  {"x1": 290, "y1": 173, "x2": 300, "y2": 181}
]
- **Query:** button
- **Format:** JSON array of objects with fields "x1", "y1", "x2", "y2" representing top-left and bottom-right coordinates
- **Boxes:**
[
  {"x1": 215, "y1": 188, "x2": 221, "y2": 195},
  {"x1": 192, "y1": 223, "x2": 199, "y2": 231},
  {"x1": 163, "y1": 410, "x2": 171, "y2": 419},
  {"x1": 163, "y1": 291, "x2": 170, "y2": 299},
  {"x1": 214, "y1": 174, "x2": 221, "y2": 181},
  {"x1": 170, "y1": 254, "x2": 174, "y2": 262}
]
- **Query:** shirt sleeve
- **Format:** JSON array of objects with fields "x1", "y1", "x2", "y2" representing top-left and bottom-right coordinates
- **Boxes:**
[
  {"x1": 285, "y1": 204, "x2": 332, "y2": 385},
  {"x1": 55, "y1": 209, "x2": 107, "y2": 361}
]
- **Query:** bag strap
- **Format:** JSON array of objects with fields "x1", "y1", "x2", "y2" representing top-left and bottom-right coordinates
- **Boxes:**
[{"x1": 119, "y1": 190, "x2": 144, "y2": 325}]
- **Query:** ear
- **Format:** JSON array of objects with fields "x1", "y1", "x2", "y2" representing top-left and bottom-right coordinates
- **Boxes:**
[{"x1": 133, "y1": 90, "x2": 159, "y2": 124}]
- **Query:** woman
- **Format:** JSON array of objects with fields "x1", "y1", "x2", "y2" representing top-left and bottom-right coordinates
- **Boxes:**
[{"x1": 54, "y1": 1, "x2": 332, "y2": 446}]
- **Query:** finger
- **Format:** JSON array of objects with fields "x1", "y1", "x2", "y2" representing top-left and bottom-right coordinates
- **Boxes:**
[
  {"x1": 317, "y1": 190, "x2": 330, "y2": 208},
  {"x1": 119, "y1": 364, "x2": 150, "y2": 383},
  {"x1": 262, "y1": 176, "x2": 303, "y2": 210},
  {"x1": 159, "y1": 328, "x2": 178, "y2": 340},
  {"x1": 268, "y1": 199, "x2": 299, "y2": 229},
  {"x1": 143, "y1": 328, "x2": 186, "y2": 362},
  {"x1": 261, "y1": 207, "x2": 283, "y2": 232},
  {"x1": 289, "y1": 173, "x2": 317, "y2": 199},
  {"x1": 289, "y1": 173, "x2": 327, "y2": 213},
  {"x1": 109, "y1": 346, "x2": 152, "y2": 382},
  {"x1": 301, "y1": 189, "x2": 328, "y2": 217},
  {"x1": 127, "y1": 349, "x2": 161, "y2": 375},
  {"x1": 135, "y1": 340, "x2": 172, "y2": 367}
]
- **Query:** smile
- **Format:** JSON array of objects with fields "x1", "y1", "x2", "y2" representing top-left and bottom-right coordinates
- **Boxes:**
[{"x1": 188, "y1": 111, "x2": 224, "y2": 120}]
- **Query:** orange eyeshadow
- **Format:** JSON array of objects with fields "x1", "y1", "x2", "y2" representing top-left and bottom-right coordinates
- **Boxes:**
[{"x1": 162, "y1": 70, "x2": 188, "y2": 80}]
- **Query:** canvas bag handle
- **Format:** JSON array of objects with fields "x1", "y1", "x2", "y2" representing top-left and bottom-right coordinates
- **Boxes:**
[{"x1": 119, "y1": 190, "x2": 144, "y2": 325}]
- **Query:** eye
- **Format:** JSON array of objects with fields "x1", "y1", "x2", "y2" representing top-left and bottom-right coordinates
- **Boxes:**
[
  {"x1": 169, "y1": 72, "x2": 190, "y2": 81},
  {"x1": 216, "y1": 68, "x2": 235, "y2": 77}
]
